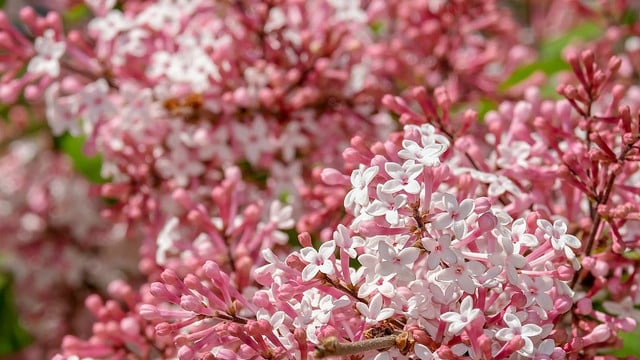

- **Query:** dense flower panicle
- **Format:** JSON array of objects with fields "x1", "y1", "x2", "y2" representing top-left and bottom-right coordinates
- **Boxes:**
[
  {"x1": 2, "y1": 1, "x2": 640, "y2": 360},
  {"x1": 0, "y1": 0, "x2": 383, "y2": 230},
  {"x1": 130, "y1": 115, "x2": 586, "y2": 359}
]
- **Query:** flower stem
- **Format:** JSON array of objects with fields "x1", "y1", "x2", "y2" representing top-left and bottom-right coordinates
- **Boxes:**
[{"x1": 314, "y1": 335, "x2": 397, "y2": 358}]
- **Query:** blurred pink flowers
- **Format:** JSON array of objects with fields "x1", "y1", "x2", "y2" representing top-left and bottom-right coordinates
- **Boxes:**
[{"x1": 1, "y1": 1, "x2": 640, "y2": 360}]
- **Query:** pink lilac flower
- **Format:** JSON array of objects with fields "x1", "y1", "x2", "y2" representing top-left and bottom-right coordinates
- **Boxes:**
[{"x1": 4, "y1": 1, "x2": 640, "y2": 360}]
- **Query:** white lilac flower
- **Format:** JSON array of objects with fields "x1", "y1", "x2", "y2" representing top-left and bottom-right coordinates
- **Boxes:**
[
  {"x1": 432, "y1": 193, "x2": 475, "y2": 239},
  {"x1": 300, "y1": 241, "x2": 336, "y2": 281},
  {"x1": 398, "y1": 139, "x2": 447, "y2": 167},
  {"x1": 355, "y1": 293, "x2": 395, "y2": 325},
  {"x1": 382, "y1": 160, "x2": 423, "y2": 194},
  {"x1": 495, "y1": 312, "x2": 543, "y2": 356},
  {"x1": 537, "y1": 219, "x2": 581, "y2": 268},
  {"x1": 344, "y1": 164, "x2": 379, "y2": 211},
  {"x1": 366, "y1": 184, "x2": 408, "y2": 225},
  {"x1": 440, "y1": 296, "x2": 481, "y2": 335},
  {"x1": 28, "y1": 29, "x2": 65, "y2": 77}
]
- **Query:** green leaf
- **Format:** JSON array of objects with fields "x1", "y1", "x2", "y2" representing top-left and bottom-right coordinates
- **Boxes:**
[
  {"x1": 237, "y1": 160, "x2": 269, "y2": 189},
  {"x1": 0, "y1": 273, "x2": 32, "y2": 355},
  {"x1": 611, "y1": 327, "x2": 640, "y2": 357},
  {"x1": 476, "y1": 98, "x2": 498, "y2": 120},
  {"x1": 500, "y1": 21, "x2": 602, "y2": 92},
  {"x1": 55, "y1": 133, "x2": 107, "y2": 184},
  {"x1": 539, "y1": 22, "x2": 602, "y2": 60},
  {"x1": 499, "y1": 59, "x2": 570, "y2": 91},
  {"x1": 369, "y1": 21, "x2": 385, "y2": 36},
  {"x1": 62, "y1": 4, "x2": 91, "y2": 25}
]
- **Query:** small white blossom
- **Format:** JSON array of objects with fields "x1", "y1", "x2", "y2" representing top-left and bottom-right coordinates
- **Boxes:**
[
  {"x1": 332, "y1": 224, "x2": 365, "y2": 258},
  {"x1": 344, "y1": 164, "x2": 379, "y2": 211},
  {"x1": 300, "y1": 241, "x2": 336, "y2": 281},
  {"x1": 382, "y1": 160, "x2": 423, "y2": 194},
  {"x1": 440, "y1": 296, "x2": 481, "y2": 335},
  {"x1": 432, "y1": 193, "x2": 475, "y2": 239},
  {"x1": 537, "y1": 219, "x2": 581, "y2": 267},
  {"x1": 355, "y1": 293, "x2": 395, "y2": 325},
  {"x1": 377, "y1": 242, "x2": 420, "y2": 281},
  {"x1": 28, "y1": 29, "x2": 65, "y2": 77},
  {"x1": 495, "y1": 313, "x2": 543, "y2": 356},
  {"x1": 398, "y1": 139, "x2": 447, "y2": 167},
  {"x1": 366, "y1": 184, "x2": 408, "y2": 225}
]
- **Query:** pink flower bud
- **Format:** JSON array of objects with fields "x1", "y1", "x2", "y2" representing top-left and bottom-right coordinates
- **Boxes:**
[
  {"x1": 582, "y1": 324, "x2": 612, "y2": 346},
  {"x1": 477, "y1": 212, "x2": 497, "y2": 233},
  {"x1": 298, "y1": 232, "x2": 312, "y2": 247},
  {"x1": 473, "y1": 197, "x2": 491, "y2": 213},
  {"x1": 321, "y1": 168, "x2": 349, "y2": 185},
  {"x1": 178, "y1": 345, "x2": 195, "y2": 360},
  {"x1": 575, "y1": 298, "x2": 592, "y2": 315}
]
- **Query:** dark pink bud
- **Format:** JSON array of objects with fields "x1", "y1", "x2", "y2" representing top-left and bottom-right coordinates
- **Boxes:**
[
  {"x1": 526, "y1": 212, "x2": 540, "y2": 232},
  {"x1": 553, "y1": 296, "x2": 573, "y2": 314},
  {"x1": 180, "y1": 294, "x2": 205, "y2": 313},
  {"x1": 608, "y1": 55, "x2": 622, "y2": 73},
  {"x1": 510, "y1": 292, "x2": 527, "y2": 308},
  {"x1": 85, "y1": 294, "x2": 103, "y2": 315},
  {"x1": 161, "y1": 269, "x2": 183, "y2": 287},
  {"x1": 298, "y1": 232, "x2": 312, "y2": 247},
  {"x1": 244, "y1": 203, "x2": 262, "y2": 222},
  {"x1": 172, "y1": 188, "x2": 194, "y2": 209}
]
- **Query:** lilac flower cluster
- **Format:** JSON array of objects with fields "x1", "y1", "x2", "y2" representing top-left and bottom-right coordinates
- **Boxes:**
[{"x1": 2, "y1": 1, "x2": 640, "y2": 360}]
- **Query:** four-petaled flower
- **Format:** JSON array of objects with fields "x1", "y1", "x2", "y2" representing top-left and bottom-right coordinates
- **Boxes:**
[
  {"x1": 537, "y1": 219, "x2": 581, "y2": 267},
  {"x1": 440, "y1": 296, "x2": 481, "y2": 335},
  {"x1": 495, "y1": 312, "x2": 543, "y2": 356},
  {"x1": 382, "y1": 160, "x2": 423, "y2": 194},
  {"x1": 355, "y1": 293, "x2": 395, "y2": 325},
  {"x1": 377, "y1": 241, "x2": 420, "y2": 281},
  {"x1": 366, "y1": 184, "x2": 408, "y2": 225},
  {"x1": 300, "y1": 241, "x2": 336, "y2": 281},
  {"x1": 422, "y1": 234, "x2": 458, "y2": 270},
  {"x1": 344, "y1": 164, "x2": 379, "y2": 210},
  {"x1": 398, "y1": 139, "x2": 447, "y2": 167},
  {"x1": 332, "y1": 224, "x2": 365, "y2": 258},
  {"x1": 432, "y1": 193, "x2": 475, "y2": 239}
]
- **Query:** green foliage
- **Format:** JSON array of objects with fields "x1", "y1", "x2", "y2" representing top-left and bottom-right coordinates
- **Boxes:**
[
  {"x1": 0, "y1": 273, "x2": 32, "y2": 355},
  {"x1": 500, "y1": 22, "x2": 602, "y2": 95},
  {"x1": 476, "y1": 98, "x2": 497, "y2": 121},
  {"x1": 62, "y1": 4, "x2": 90, "y2": 25},
  {"x1": 611, "y1": 327, "x2": 640, "y2": 357},
  {"x1": 237, "y1": 160, "x2": 270, "y2": 189},
  {"x1": 55, "y1": 133, "x2": 107, "y2": 184}
]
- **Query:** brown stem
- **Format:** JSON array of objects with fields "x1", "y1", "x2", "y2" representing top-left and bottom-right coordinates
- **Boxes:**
[{"x1": 314, "y1": 335, "x2": 397, "y2": 358}]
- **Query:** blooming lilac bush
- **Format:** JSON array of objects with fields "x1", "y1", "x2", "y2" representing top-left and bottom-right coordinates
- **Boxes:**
[{"x1": 2, "y1": 0, "x2": 640, "y2": 359}]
